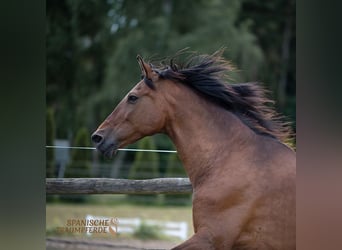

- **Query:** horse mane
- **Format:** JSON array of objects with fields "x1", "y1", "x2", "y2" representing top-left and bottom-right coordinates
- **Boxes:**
[{"x1": 151, "y1": 51, "x2": 292, "y2": 142}]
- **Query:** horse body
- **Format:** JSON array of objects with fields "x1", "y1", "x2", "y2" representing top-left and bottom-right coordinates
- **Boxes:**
[
  {"x1": 163, "y1": 82, "x2": 295, "y2": 249},
  {"x1": 91, "y1": 52, "x2": 296, "y2": 249}
]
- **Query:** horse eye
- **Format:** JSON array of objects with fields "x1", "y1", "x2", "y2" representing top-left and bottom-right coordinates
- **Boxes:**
[{"x1": 127, "y1": 95, "x2": 139, "y2": 104}]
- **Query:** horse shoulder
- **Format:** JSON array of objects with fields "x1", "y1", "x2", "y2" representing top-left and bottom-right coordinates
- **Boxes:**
[{"x1": 190, "y1": 137, "x2": 296, "y2": 249}]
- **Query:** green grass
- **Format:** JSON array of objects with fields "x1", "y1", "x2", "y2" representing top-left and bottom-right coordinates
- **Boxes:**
[
  {"x1": 133, "y1": 223, "x2": 163, "y2": 240},
  {"x1": 46, "y1": 197, "x2": 193, "y2": 242}
]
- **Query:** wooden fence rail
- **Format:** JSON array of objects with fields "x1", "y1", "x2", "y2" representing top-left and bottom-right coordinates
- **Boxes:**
[{"x1": 46, "y1": 178, "x2": 192, "y2": 194}]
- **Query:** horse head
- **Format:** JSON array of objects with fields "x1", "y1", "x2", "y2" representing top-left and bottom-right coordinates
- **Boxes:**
[{"x1": 91, "y1": 56, "x2": 167, "y2": 158}]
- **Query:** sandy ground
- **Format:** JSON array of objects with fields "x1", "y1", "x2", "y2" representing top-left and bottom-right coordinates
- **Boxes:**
[{"x1": 46, "y1": 237, "x2": 179, "y2": 250}]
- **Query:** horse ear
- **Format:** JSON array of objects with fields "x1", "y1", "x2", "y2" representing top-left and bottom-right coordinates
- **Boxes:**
[{"x1": 136, "y1": 55, "x2": 153, "y2": 79}]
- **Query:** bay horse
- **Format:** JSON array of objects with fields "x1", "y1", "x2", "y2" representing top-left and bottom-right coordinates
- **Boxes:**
[{"x1": 91, "y1": 51, "x2": 296, "y2": 249}]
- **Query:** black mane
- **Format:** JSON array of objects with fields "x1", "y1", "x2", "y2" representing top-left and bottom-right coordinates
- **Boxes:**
[{"x1": 150, "y1": 51, "x2": 292, "y2": 142}]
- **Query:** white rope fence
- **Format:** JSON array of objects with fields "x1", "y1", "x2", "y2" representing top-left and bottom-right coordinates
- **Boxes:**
[{"x1": 46, "y1": 145, "x2": 177, "y2": 154}]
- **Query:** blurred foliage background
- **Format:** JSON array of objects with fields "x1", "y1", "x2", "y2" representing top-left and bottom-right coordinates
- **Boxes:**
[{"x1": 46, "y1": 0, "x2": 295, "y2": 182}]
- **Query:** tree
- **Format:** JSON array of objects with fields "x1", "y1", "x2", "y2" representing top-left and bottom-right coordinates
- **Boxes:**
[
  {"x1": 128, "y1": 136, "x2": 160, "y2": 204},
  {"x1": 238, "y1": 0, "x2": 296, "y2": 128},
  {"x1": 64, "y1": 127, "x2": 92, "y2": 178},
  {"x1": 129, "y1": 137, "x2": 159, "y2": 180},
  {"x1": 61, "y1": 127, "x2": 92, "y2": 203},
  {"x1": 46, "y1": 107, "x2": 55, "y2": 177},
  {"x1": 47, "y1": 0, "x2": 112, "y2": 137}
]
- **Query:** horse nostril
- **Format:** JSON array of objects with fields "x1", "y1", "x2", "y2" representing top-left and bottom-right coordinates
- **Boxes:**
[{"x1": 91, "y1": 134, "x2": 103, "y2": 144}]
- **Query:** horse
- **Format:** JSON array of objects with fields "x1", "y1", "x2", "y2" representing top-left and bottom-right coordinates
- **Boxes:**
[{"x1": 91, "y1": 51, "x2": 296, "y2": 250}]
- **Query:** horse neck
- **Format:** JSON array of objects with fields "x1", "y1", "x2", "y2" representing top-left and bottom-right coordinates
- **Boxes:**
[{"x1": 162, "y1": 83, "x2": 257, "y2": 187}]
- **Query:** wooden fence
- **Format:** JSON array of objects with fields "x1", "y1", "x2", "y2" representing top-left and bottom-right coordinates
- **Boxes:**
[{"x1": 46, "y1": 178, "x2": 192, "y2": 194}]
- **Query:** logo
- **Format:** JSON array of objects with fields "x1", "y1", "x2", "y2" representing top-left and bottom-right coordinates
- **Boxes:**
[{"x1": 56, "y1": 216, "x2": 118, "y2": 236}]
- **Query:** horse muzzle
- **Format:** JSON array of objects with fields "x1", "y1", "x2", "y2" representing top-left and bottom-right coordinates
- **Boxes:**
[{"x1": 91, "y1": 131, "x2": 118, "y2": 158}]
